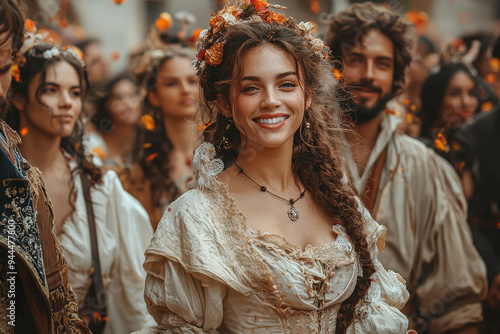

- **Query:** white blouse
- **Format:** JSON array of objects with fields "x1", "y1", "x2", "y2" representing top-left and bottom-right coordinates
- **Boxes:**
[
  {"x1": 57, "y1": 165, "x2": 156, "y2": 333},
  {"x1": 135, "y1": 143, "x2": 409, "y2": 333}
]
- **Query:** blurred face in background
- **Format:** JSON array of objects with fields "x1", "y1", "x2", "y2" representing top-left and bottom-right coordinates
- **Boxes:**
[
  {"x1": 147, "y1": 56, "x2": 198, "y2": 120},
  {"x1": 84, "y1": 41, "x2": 111, "y2": 83},
  {"x1": 16, "y1": 61, "x2": 82, "y2": 138},
  {"x1": 438, "y1": 70, "x2": 478, "y2": 128},
  {"x1": 106, "y1": 78, "x2": 142, "y2": 126},
  {"x1": 0, "y1": 33, "x2": 13, "y2": 112}
]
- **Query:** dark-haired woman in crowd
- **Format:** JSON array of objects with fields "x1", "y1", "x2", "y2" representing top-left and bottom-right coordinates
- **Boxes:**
[
  {"x1": 420, "y1": 62, "x2": 478, "y2": 164},
  {"x1": 6, "y1": 36, "x2": 154, "y2": 333},
  {"x1": 120, "y1": 47, "x2": 199, "y2": 229},
  {"x1": 136, "y1": 2, "x2": 409, "y2": 333},
  {"x1": 86, "y1": 73, "x2": 142, "y2": 167}
]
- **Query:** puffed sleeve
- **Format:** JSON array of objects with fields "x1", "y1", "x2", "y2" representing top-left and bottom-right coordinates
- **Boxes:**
[
  {"x1": 135, "y1": 254, "x2": 226, "y2": 333},
  {"x1": 99, "y1": 171, "x2": 156, "y2": 333},
  {"x1": 348, "y1": 201, "x2": 410, "y2": 333},
  {"x1": 412, "y1": 151, "x2": 487, "y2": 333}
]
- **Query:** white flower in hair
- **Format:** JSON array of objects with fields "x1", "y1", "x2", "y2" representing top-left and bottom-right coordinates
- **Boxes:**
[
  {"x1": 199, "y1": 29, "x2": 209, "y2": 43},
  {"x1": 43, "y1": 47, "x2": 60, "y2": 59},
  {"x1": 298, "y1": 21, "x2": 315, "y2": 34},
  {"x1": 222, "y1": 13, "x2": 238, "y2": 26}
]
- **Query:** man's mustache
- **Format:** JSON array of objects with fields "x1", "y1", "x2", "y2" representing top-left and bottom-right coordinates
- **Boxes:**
[{"x1": 347, "y1": 81, "x2": 382, "y2": 94}]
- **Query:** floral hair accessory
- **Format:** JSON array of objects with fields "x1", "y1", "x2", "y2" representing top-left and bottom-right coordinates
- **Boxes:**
[
  {"x1": 12, "y1": 19, "x2": 86, "y2": 82},
  {"x1": 194, "y1": 0, "x2": 330, "y2": 72}
]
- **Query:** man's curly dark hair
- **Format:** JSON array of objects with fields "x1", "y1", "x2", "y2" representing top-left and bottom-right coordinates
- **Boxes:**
[
  {"x1": 325, "y1": 2, "x2": 412, "y2": 98},
  {"x1": 0, "y1": 0, "x2": 24, "y2": 56}
]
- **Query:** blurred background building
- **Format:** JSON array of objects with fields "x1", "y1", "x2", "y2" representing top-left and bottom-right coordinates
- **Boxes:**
[{"x1": 20, "y1": 0, "x2": 500, "y2": 73}]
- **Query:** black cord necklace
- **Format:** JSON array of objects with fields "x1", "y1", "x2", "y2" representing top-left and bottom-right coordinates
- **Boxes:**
[{"x1": 233, "y1": 162, "x2": 306, "y2": 222}]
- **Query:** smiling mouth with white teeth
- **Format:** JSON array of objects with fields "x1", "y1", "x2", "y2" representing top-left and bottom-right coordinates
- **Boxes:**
[{"x1": 254, "y1": 116, "x2": 289, "y2": 124}]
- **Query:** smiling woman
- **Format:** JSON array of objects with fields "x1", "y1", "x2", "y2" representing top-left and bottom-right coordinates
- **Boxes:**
[{"x1": 136, "y1": 1, "x2": 410, "y2": 333}]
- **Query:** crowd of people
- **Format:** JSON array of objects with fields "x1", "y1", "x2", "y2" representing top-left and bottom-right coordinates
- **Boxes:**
[{"x1": 1, "y1": 0, "x2": 499, "y2": 333}]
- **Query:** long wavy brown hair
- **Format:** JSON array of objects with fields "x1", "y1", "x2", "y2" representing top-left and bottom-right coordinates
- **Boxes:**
[
  {"x1": 199, "y1": 22, "x2": 375, "y2": 333},
  {"x1": 324, "y1": 2, "x2": 412, "y2": 99},
  {"x1": 133, "y1": 47, "x2": 195, "y2": 207}
]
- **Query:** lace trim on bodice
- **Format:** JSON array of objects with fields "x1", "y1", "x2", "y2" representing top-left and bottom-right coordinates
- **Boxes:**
[{"x1": 188, "y1": 143, "x2": 361, "y2": 332}]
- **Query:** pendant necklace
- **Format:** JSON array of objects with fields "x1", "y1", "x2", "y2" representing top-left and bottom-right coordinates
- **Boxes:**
[{"x1": 233, "y1": 162, "x2": 306, "y2": 222}]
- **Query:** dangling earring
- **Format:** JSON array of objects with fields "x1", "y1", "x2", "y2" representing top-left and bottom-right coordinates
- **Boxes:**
[
  {"x1": 305, "y1": 121, "x2": 311, "y2": 130},
  {"x1": 222, "y1": 118, "x2": 233, "y2": 150}
]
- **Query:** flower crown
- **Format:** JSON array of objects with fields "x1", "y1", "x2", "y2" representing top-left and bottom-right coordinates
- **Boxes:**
[
  {"x1": 11, "y1": 19, "x2": 85, "y2": 82},
  {"x1": 194, "y1": 0, "x2": 330, "y2": 72}
]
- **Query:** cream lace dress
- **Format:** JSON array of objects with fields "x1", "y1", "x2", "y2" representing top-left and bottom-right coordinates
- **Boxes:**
[{"x1": 136, "y1": 143, "x2": 409, "y2": 334}]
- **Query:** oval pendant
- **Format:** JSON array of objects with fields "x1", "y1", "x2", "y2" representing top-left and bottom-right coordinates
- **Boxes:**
[{"x1": 287, "y1": 207, "x2": 299, "y2": 221}]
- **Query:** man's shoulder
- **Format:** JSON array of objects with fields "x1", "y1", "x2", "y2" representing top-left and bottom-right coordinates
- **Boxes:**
[{"x1": 392, "y1": 131, "x2": 434, "y2": 161}]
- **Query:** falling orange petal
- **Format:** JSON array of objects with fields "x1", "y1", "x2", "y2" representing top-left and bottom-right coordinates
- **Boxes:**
[
  {"x1": 11, "y1": 64, "x2": 20, "y2": 82},
  {"x1": 403, "y1": 99, "x2": 410, "y2": 105},
  {"x1": 385, "y1": 108, "x2": 401, "y2": 118},
  {"x1": 332, "y1": 68, "x2": 342, "y2": 80},
  {"x1": 309, "y1": 0, "x2": 321, "y2": 14},
  {"x1": 491, "y1": 58, "x2": 500, "y2": 72},
  {"x1": 140, "y1": 114, "x2": 155, "y2": 131},
  {"x1": 410, "y1": 104, "x2": 416, "y2": 111},
  {"x1": 485, "y1": 73, "x2": 497, "y2": 84},
  {"x1": 481, "y1": 101, "x2": 494, "y2": 112},
  {"x1": 147, "y1": 153, "x2": 159, "y2": 162},
  {"x1": 406, "y1": 113, "x2": 414, "y2": 123},
  {"x1": 74, "y1": 142, "x2": 80, "y2": 152},
  {"x1": 20, "y1": 128, "x2": 28, "y2": 136},
  {"x1": 90, "y1": 146, "x2": 106, "y2": 160},
  {"x1": 198, "y1": 122, "x2": 212, "y2": 131},
  {"x1": 143, "y1": 143, "x2": 152, "y2": 148},
  {"x1": 110, "y1": 51, "x2": 120, "y2": 62},
  {"x1": 111, "y1": 0, "x2": 126, "y2": 4},
  {"x1": 155, "y1": 12, "x2": 172, "y2": 32},
  {"x1": 434, "y1": 139, "x2": 446, "y2": 152}
]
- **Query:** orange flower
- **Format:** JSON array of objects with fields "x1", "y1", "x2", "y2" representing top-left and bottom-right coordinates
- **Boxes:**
[
  {"x1": 270, "y1": 13, "x2": 286, "y2": 24},
  {"x1": 205, "y1": 43, "x2": 224, "y2": 66},
  {"x1": 250, "y1": 0, "x2": 269, "y2": 11},
  {"x1": 11, "y1": 64, "x2": 20, "y2": 82},
  {"x1": 332, "y1": 68, "x2": 342, "y2": 80},
  {"x1": 20, "y1": 128, "x2": 28, "y2": 136},
  {"x1": 25, "y1": 19, "x2": 36, "y2": 32},
  {"x1": 404, "y1": 10, "x2": 429, "y2": 33},
  {"x1": 155, "y1": 12, "x2": 172, "y2": 32},
  {"x1": 140, "y1": 114, "x2": 156, "y2": 131}
]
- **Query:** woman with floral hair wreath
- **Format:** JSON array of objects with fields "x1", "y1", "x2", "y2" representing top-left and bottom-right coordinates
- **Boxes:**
[
  {"x1": 6, "y1": 26, "x2": 155, "y2": 333},
  {"x1": 138, "y1": 1, "x2": 409, "y2": 333}
]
